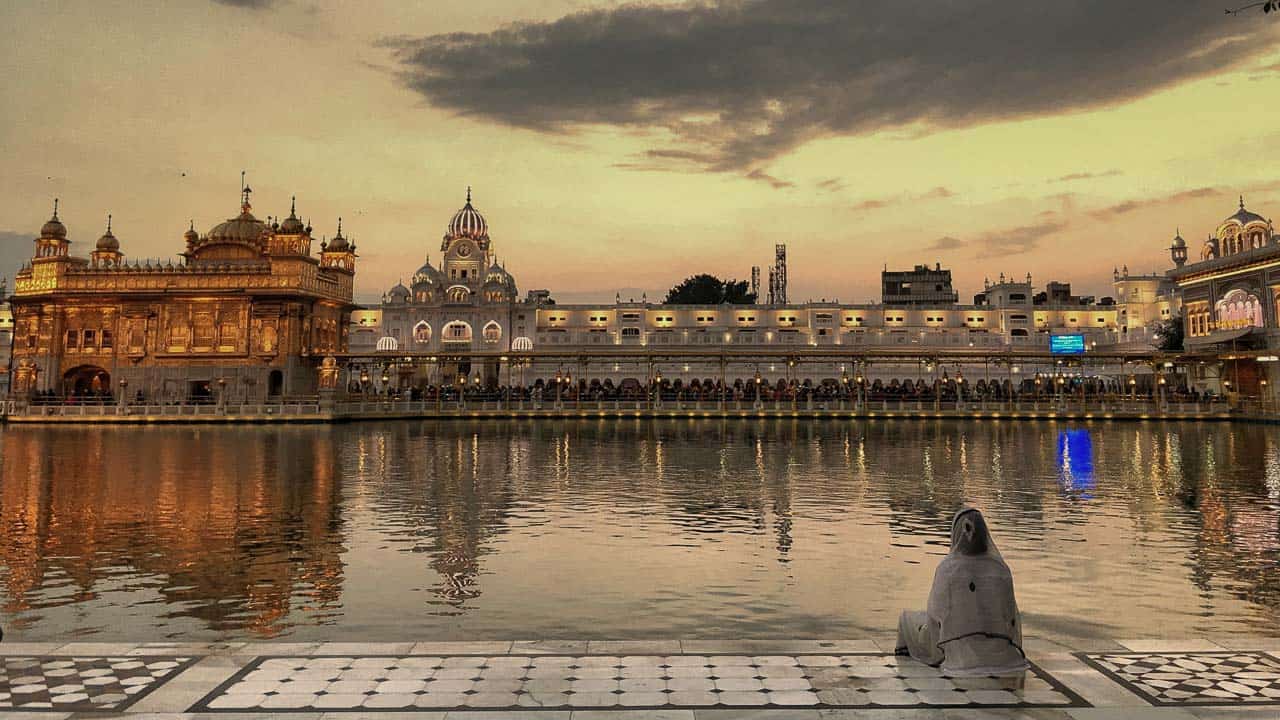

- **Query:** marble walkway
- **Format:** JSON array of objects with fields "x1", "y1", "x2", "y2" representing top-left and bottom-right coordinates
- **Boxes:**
[{"x1": 0, "y1": 637, "x2": 1277, "y2": 719}]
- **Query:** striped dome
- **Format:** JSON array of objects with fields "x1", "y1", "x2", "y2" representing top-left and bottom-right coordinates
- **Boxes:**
[{"x1": 448, "y1": 187, "x2": 488, "y2": 239}]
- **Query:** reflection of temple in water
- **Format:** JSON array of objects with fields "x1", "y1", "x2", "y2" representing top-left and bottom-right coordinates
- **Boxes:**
[
  {"x1": 1, "y1": 419, "x2": 1277, "y2": 639},
  {"x1": 351, "y1": 422, "x2": 527, "y2": 608},
  {"x1": 0, "y1": 428, "x2": 346, "y2": 637}
]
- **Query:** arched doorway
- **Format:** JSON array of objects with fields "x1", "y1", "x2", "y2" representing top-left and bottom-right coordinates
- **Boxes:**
[
  {"x1": 63, "y1": 365, "x2": 111, "y2": 397},
  {"x1": 268, "y1": 370, "x2": 284, "y2": 397}
]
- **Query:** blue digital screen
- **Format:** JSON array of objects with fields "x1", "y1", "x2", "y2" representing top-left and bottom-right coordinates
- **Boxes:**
[{"x1": 1050, "y1": 334, "x2": 1086, "y2": 354}]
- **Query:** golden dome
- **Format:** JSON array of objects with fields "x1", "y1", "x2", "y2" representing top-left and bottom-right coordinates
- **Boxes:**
[{"x1": 41, "y1": 199, "x2": 67, "y2": 239}]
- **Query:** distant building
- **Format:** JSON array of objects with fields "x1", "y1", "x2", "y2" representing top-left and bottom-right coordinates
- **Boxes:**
[
  {"x1": 352, "y1": 194, "x2": 1150, "y2": 387},
  {"x1": 1112, "y1": 267, "x2": 1179, "y2": 332},
  {"x1": 882, "y1": 263, "x2": 959, "y2": 306},
  {"x1": 7, "y1": 190, "x2": 357, "y2": 401}
]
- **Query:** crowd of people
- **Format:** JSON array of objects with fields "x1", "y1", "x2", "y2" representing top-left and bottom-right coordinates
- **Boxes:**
[{"x1": 351, "y1": 374, "x2": 1214, "y2": 404}]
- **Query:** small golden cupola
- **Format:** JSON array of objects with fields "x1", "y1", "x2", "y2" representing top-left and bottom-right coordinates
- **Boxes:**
[
  {"x1": 91, "y1": 214, "x2": 124, "y2": 267},
  {"x1": 34, "y1": 198, "x2": 72, "y2": 261},
  {"x1": 320, "y1": 217, "x2": 357, "y2": 272}
]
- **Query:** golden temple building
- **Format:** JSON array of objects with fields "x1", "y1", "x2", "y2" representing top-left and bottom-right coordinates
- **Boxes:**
[{"x1": 7, "y1": 188, "x2": 357, "y2": 401}]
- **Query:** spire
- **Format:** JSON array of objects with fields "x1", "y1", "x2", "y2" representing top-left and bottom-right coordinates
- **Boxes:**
[
  {"x1": 1240, "y1": 195, "x2": 1245, "y2": 210},
  {"x1": 189, "y1": 219, "x2": 195, "y2": 232},
  {"x1": 466, "y1": 185, "x2": 472, "y2": 204},
  {"x1": 240, "y1": 171, "x2": 252, "y2": 213},
  {"x1": 52, "y1": 197, "x2": 60, "y2": 220},
  {"x1": 106, "y1": 214, "x2": 112, "y2": 233},
  {"x1": 336, "y1": 216, "x2": 343, "y2": 237},
  {"x1": 290, "y1": 195, "x2": 297, "y2": 217}
]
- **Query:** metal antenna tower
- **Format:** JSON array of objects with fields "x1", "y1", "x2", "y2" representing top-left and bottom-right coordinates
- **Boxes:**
[{"x1": 774, "y1": 244, "x2": 788, "y2": 304}]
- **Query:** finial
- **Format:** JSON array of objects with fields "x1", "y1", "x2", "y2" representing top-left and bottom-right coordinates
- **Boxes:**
[
  {"x1": 189, "y1": 219, "x2": 195, "y2": 232},
  {"x1": 337, "y1": 217, "x2": 342, "y2": 236},
  {"x1": 1240, "y1": 195, "x2": 1245, "y2": 210},
  {"x1": 466, "y1": 186, "x2": 472, "y2": 204},
  {"x1": 106, "y1": 214, "x2": 112, "y2": 232},
  {"x1": 241, "y1": 170, "x2": 246, "y2": 191},
  {"x1": 52, "y1": 197, "x2": 60, "y2": 219},
  {"x1": 290, "y1": 195, "x2": 296, "y2": 216}
]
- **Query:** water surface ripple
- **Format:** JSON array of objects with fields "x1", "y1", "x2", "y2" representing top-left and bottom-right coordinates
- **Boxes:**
[{"x1": 1, "y1": 419, "x2": 1278, "y2": 641}]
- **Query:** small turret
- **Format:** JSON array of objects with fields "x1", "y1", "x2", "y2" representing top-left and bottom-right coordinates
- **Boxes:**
[
  {"x1": 1170, "y1": 228, "x2": 1187, "y2": 268},
  {"x1": 91, "y1": 214, "x2": 124, "y2": 267}
]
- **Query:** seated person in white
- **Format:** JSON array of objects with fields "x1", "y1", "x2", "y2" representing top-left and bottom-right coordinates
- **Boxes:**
[{"x1": 896, "y1": 507, "x2": 1029, "y2": 676}]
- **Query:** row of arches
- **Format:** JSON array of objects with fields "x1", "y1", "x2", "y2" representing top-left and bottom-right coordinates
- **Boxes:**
[
  {"x1": 377, "y1": 321, "x2": 508, "y2": 352},
  {"x1": 412, "y1": 320, "x2": 503, "y2": 344}
]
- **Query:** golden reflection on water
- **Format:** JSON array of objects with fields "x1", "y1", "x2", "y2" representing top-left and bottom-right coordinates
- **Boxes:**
[{"x1": 0, "y1": 420, "x2": 1278, "y2": 642}]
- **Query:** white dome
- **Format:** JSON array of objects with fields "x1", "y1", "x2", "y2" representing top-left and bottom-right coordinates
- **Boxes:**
[
  {"x1": 448, "y1": 187, "x2": 488, "y2": 239},
  {"x1": 375, "y1": 336, "x2": 399, "y2": 352},
  {"x1": 511, "y1": 336, "x2": 534, "y2": 351}
]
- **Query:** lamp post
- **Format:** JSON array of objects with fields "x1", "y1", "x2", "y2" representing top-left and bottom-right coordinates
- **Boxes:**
[
  {"x1": 1261, "y1": 378, "x2": 1269, "y2": 413},
  {"x1": 1158, "y1": 374, "x2": 1168, "y2": 412},
  {"x1": 118, "y1": 378, "x2": 128, "y2": 411},
  {"x1": 217, "y1": 376, "x2": 227, "y2": 411},
  {"x1": 753, "y1": 368, "x2": 762, "y2": 410},
  {"x1": 841, "y1": 368, "x2": 849, "y2": 409},
  {"x1": 653, "y1": 369, "x2": 662, "y2": 409}
]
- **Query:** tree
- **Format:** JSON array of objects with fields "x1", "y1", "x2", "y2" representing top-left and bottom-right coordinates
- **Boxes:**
[
  {"x1": 663, "y1": 274, "x2": 756, "y2": 304},
  {"x1": 1155, "y1": 314, "x2": 1185, "y2": 352}
]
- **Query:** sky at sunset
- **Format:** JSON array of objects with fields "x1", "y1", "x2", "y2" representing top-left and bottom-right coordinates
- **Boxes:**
[{"x1": 2, "y1": 0, "x2": 1279, "y2": 305}]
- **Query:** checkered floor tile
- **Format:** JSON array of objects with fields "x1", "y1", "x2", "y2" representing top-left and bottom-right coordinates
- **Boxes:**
[
  {"x1": 191, "y1": 653, "x2": 1082, "y2": 711},
  {"x1": 0, "y1": 655, "x2": 195, "y2": 711},
  {"x1": 1079, "y1": 651, "x2": 1280, "y2": 706}
]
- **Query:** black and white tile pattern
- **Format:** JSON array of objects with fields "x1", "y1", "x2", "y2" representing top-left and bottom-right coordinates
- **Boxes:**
[
  {"x1": 1079, "y1": 651, "x2": 1280, "y2": 706},
  {"x1": 0, "y1": 655, "x2": 196, "y2": 712},
  {"x1": 192, "y1": 653, "x2": 1083, "y2": 712}
]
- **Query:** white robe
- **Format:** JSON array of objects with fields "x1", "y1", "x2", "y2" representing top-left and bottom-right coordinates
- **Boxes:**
[{"x1": 897, "y1": 509, "x2": 1029, "y2": 676}]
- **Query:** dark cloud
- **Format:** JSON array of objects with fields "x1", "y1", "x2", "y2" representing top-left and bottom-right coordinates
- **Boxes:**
[
  {"x1": 1050, "y1": 170, "x2": 1123, "y2": 183},
  {"x1": 816, "y1": 177, "x2": 847, "y2": 193},
  {"x1": 213, "y1": 0, "x2": 277, "y2": 9},
  {"x1": 973, "y1": 221, "x2": 1066, "y2": 258},
  {"x1": 1088, "y1": 187, "x2": 1221, "y2": 220},
  {"x1": 385, "y1": 1, "x2": 1274, "y2": 171},
  {"x1": 924, "y1": 236, "x2": 964, "y2": 251},
  {"x1": 744, "y1": 168, "x2": 793, "y2": 189},
  {"x1": 850, "y1": 186, "x2": 955, "y2": 213}
]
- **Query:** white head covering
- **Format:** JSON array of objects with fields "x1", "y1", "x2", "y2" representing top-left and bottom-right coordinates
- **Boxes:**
[{"x1": 925, "y1": 508, "x2": 1026, "y2": 671}]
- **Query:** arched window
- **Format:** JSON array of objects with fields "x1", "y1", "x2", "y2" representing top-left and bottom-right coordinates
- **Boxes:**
[
  {"x1": 1215, "y1": 288, "x2": 1263, "y2": 331},
  {"x1": 413, "y1": 321, "x2": 432, "y2": 344},
  {"x1": 482, "y1": 321, "x2": 502, "y2": 343},
  {"x1": 442, "y1": 321, "x2": 472, "y2": 343},
  {"x1": 447, "y1": 286, "x2": 470, "y2": 303}
]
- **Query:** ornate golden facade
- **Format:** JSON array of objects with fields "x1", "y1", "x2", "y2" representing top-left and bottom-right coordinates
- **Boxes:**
[{"x1": 7, "y1": 190, "x2": 357, "y2": 400}]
